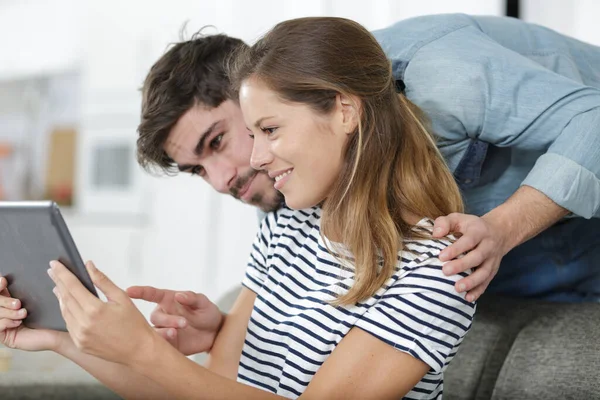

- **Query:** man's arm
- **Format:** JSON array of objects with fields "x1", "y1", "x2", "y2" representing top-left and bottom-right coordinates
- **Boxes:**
[
  {"x1": 435, "y1": 186, "x2": 570, "y2": 301},
  {"x1": 397, "y1": 26, "x2": 600, "y2": 299}
]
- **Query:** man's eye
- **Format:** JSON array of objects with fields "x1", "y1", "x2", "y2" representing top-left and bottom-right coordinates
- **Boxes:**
[{"x1": 209, "y1": 134, "x2": 224, "y2": 150}]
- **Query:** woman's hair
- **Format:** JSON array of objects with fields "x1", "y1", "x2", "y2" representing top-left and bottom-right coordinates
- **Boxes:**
[{"x1": 230, "y1": 17, "x2": 463, "y2": 305}]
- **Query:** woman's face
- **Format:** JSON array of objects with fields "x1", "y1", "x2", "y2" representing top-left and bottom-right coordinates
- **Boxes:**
[{"x1": 239, "y1": 78, "x2": 356, "y2": 210}]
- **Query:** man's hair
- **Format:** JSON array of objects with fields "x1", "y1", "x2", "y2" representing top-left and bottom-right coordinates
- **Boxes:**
[
  {"x1": 137, "y1": 32, "x2": 246, "y2": 174},
  {"x1": 230, "y1": 17, "x2": 464, "y2": 306}
]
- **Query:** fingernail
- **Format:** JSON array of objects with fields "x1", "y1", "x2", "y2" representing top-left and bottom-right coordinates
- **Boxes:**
[
  {"x1": 19, "y1": 308, "x2": 26, "y2": 316},
  {"x1": 47, "y1": 269, "x2": 54, "y2": 278},
  {"x1": 467, "y1": 294, "x2": 474, "y2": 302},
  {"x1": 167, "y1": 329, "x2": 175, "y2": 339},
  {"x1": 49, "y1": 261, "x2": 56, "y2": 269},
  {"x1": 443, "y1": 267, "x2": 453, "y2": 275},
  {"x1": 434, "y1": 227, "x2": 443, "y2": 233},
  {"x1": 178, "y1": 319, "x2": 186, "y2": 328},
  {"x1": 457, "y1": 284, "x2": 466, "y2": 292},
  {"x1": 12, "y1": 300, "x2": 18, "y2": 308}
]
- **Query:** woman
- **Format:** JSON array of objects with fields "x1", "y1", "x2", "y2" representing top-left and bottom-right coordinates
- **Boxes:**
[{"x1": 0, "y1": 17, "x2": 473, "y2": 399}]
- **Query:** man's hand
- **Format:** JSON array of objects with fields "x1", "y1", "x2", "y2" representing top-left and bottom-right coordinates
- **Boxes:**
[
  {"x1": 432, "y1": 213, "x2": 510, "y2": 302},
  {"x1": 433, "y1": 186, "x2": 570, "y2": 302},
  {"x1": 126, "y1": 286, "x2": 223, "y2": 356}
]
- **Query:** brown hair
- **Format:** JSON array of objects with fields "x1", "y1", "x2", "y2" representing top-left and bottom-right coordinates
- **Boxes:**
[
  {"x1": 230, "y1": 17, "x2": 463, "y2": 305},
  {"x1": 137, "y1": 32, "x2": 246, "y2": 174}
]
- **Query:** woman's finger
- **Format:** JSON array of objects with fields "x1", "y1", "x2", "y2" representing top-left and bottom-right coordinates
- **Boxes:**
[
  {"x1": 48, "y1": 268, "x2": 85, "y2": 321},
  {"x1": 53, "y1": 287, "x2": 76, "y2": 331},
  {"x1": 0, "y1": 276, "x2": 13, "y2": 298},
  {"x1": 0, "y1": 293, "x2": 21, "y2": 310},
  {"x1": 0, "y1": 318, "x2": 22, "y2": 331},
  {"x1": 0, "y1": 307, "x2": 27, "y2": 320}
]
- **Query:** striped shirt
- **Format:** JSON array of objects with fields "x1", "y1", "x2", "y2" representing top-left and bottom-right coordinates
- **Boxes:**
[{"x1": 239, "y1": 207, "x2": 475, "y2": 399}]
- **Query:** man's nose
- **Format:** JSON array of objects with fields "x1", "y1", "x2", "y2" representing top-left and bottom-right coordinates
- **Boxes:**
[
  {"x1": 206, "y1": 161, "x2": 236, "y2": 194},
  {"x1": 250, "y1": 134, "x2": 272, "y2": 171}
]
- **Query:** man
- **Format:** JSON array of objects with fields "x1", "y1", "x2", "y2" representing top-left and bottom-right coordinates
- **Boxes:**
[
  {"x1": 136, "y1": 33, "x2": 283, "y2": 214},
  {"x1": 137, "y1": 15, "x2": 600, "y2": 305}
]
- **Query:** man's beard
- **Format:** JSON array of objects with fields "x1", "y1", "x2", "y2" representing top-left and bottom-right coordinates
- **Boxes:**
[{"x1": 230, "y1": 170, "x2": 284, "y2": 213}]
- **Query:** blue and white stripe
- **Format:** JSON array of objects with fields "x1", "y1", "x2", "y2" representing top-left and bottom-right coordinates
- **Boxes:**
[{"x1": 238, "y1": 207, "x2": 475, "y2": 399}]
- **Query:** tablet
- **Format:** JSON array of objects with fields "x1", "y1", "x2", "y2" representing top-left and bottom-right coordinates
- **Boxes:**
[{"x1": 0, "y1": 201, "x2": 98, "y2": 331}]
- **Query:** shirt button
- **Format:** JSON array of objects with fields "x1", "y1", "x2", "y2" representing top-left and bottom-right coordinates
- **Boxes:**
[{"x1": 464, "y1": 179, "x2": 472, "y2": 184}]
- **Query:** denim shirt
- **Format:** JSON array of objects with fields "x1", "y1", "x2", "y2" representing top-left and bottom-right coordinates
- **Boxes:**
[{"x1": 373, "y1": 14, "x2": 600, "y2": 219}]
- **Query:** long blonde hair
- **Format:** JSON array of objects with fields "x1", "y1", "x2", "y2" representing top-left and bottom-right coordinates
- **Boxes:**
[{"x1": 230, "y1": 17, "x2": 463, "y2": 305}]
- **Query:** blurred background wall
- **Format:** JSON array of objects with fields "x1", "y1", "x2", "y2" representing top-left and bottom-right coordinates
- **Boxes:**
[{"x1": 0, "y1": 0, "x2": 598, "y2": 331}]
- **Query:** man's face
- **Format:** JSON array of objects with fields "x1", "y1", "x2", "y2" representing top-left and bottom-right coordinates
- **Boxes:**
[{"x1": 163, "y1": 100, "x2": 283, "y2": 212}]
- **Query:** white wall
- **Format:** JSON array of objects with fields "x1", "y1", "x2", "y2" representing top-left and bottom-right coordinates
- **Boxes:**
[{"x1": 522, "y1": 0, "x2": 600, "y2": 45}]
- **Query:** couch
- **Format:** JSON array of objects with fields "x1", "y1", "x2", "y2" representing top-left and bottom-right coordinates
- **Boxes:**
[{"x1": 444, "y1": 294, "x2": 600, "y2": 399}]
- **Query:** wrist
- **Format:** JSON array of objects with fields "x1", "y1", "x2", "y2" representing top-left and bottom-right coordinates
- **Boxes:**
[
  {"x1": 481, "y1": 207, "x2": 519, "y2": 256},
  {"x1": 128, "y1": 330, "x2": 167, "y2": 372},
  {"x1": 53, "y1": 332, "x2": 73, "y2": 355}
]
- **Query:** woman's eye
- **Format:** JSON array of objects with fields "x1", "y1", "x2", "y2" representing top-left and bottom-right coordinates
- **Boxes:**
[
  {"x1": 210, "y1": 134, "x2": 224, "y2": 150},
  {"x1": 261, "y1": 127, "x2": 278, "y2": 135}
]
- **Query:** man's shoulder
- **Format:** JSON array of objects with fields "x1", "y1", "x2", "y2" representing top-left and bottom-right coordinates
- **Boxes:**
[{"x1": 373, "y1": 14, "x2": 476, "y2": 59}]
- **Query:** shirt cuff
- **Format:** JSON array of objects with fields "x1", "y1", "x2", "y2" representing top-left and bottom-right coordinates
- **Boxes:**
[{"x1": 521, "y1": 153, "x2": 600, "y2": 218}]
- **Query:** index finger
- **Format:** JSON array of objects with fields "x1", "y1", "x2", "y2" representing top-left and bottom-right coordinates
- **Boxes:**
[
  {"x1": 49, "y1": 261, "x2": 98, "y2": 303},
  {"x1": 433, "y1": 213, "x2": 464, "y2": 238},
  {"x1": 0, "y1": 276, "x2": 11, "y2": 297},
  {"x1": 127, "y1": 286, "x2": 168, "y2": 304}
]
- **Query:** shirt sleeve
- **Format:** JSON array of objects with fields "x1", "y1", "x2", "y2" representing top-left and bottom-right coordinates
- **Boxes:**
[
  {"x1": 354, "y1": 256, "x2": 476, "y2": 373},
  {"x1": 404, "y1": 25, "x2": 600, "y2": 218},
  {"x1": 241, "y1": 211, "x2": 277, "y2": 294}
]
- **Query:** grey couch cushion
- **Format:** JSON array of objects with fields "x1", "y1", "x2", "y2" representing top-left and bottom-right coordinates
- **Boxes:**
[
  {"x1": 492, "y1": 302, "x2": 600, "y2": 400},
  {"x1": 444, "y1": 295, "x2": 543, "y2": 400},
  {"x1": 445, "y1": 295, "x2": 600, "y2": 400}
]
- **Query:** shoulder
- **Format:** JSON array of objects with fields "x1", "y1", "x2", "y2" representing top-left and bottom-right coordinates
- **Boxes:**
[
  {"x1": 404, "y1": 218, "x2": 455, "y2": 262},
  {"x1": 396, "y1": 218, "x2": 471, "y2": 280}
]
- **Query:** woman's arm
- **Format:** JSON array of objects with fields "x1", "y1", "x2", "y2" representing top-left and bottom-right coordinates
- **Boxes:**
[
  {"x1": 55, "y1": 288, "x2": 255, "y2": 399},
  {"x1": 55, "y1": 333, "x2": 173, "y2": 400}
]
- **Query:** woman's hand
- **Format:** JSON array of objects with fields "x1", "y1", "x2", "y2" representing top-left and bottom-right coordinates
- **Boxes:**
[
  {"x1": 127, "y1": 286, "x2": 224, "y2": 356},
  {"x1": 0, "y1": 276, "x2": 65, "y2": 352},
  {"x1": 48, "y1": 261, "x2": 159, "y2": 367}
]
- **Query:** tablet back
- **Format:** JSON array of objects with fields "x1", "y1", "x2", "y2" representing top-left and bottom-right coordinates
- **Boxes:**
[{"x1": 0, "y1": 201, "x2": 98, "y2": 331}]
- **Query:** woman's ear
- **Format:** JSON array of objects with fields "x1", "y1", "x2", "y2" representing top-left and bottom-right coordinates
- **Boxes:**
[{"x1": 337, "y1": 94, "x2": 360, "y2": 134}]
